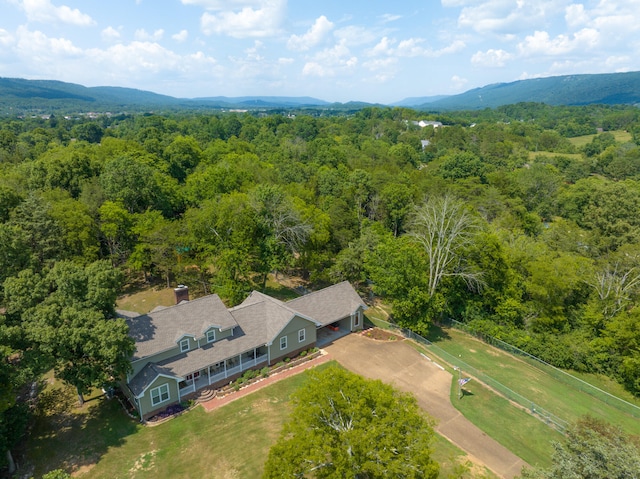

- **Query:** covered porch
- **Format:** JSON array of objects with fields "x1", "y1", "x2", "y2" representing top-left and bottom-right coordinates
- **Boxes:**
[{"x1": 178, "y1": 346, "x2": 268, "y2": 397}]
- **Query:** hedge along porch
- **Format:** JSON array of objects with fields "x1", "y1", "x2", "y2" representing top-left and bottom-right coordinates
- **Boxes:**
[{"x1": 120, "y1": 281, "x2": 367, "y2": 421}]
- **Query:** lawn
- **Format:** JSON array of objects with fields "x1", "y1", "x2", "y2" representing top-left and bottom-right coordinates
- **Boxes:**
[
  {"x1": 568, "y1": 129, "x2": 633, "y2": 147},
  {"x1": 425, "y1": 326, "x2": 640, "y2": 436},
  {"x1": 116, "y1": 287, "x2": 177, "y2": 314},
  {"x1": 21, "y1": 362, "x2": 488, "y2": 479}
]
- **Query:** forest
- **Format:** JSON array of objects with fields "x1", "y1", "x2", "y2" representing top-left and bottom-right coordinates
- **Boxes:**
[{"x1": 1, "y1": 102, "x2": 640, "y2": 468}]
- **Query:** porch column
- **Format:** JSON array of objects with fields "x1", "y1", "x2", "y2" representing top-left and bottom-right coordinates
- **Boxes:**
[
  {"x1": 224, "y1": 359, "x2": 228, "y2": 378},
  {"x1": 239, "y1": 353, "x2": 243, "y2": 371},
  {"x1": 207, "y1": 365, "x2": 211, "y2": 386},
  {"x1": 254, "y1": 348, "x2": 257, "y2": 366}
]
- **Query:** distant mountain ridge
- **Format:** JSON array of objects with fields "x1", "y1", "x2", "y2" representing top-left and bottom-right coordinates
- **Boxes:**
[
  {"x1": 422, "y1": 71, "x2": 640, "y2": 110},
  {"x1": 1, "y1": 71, "x2": 640, "y2": 114}
]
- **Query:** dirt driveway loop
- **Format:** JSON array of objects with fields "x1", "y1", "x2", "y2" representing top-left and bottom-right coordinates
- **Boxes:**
[{"x1": 325, "y1": 334, "x2": 528, "y2": 479}]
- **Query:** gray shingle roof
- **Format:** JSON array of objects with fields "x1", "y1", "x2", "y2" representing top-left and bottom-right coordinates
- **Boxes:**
[
  {"x1": 123, "y1": 294, "x2": 237, "y2": 360},
  {"x1": 286, "y1": 280, "x2": 367, "y2": 326},
  {"x1": 128, "y1": 362, "x2": 180, "y2": 397},
  {"x1": 125, "y1": 282, "x2": 365, "y2": 394}
]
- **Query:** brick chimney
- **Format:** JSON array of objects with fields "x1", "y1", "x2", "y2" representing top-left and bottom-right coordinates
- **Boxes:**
[{"x1": 174, "y1": 285, "x2": 189, "y2": 304}]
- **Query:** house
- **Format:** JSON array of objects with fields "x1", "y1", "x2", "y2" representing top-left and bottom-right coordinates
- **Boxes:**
[{"x1": 119, "y1": 281, "x2": 367, "y2": 420}]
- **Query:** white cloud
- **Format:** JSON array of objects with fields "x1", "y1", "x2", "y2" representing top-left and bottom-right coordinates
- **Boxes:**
[
  {"x1": 302, "y1": 39, "x2": 357, "y2": 77},
  {"x1": 16, "y1": 26, "x2": 82, "y2": 58},
  {"x1": 370, "y1": 37, "x2": 393, "y2": 56},
  {"x1": 518, "y1": 28, "x2": 599, "y2": 56},
  {"x1": 16, "y1": 0, "x2": 95, "y2": 26},
  {"x1": 287, "y1": 15, "x2": 333, "y2": 51},
  {"x1": 565, "y1": 4, "x2": 589, "y2": 28},
  {"x1": 369, "y1": 37, "x2": 465, "y2": 58},
  {"x1": 334, "y1": 26, "x2": 377, "y2": 47},
  {"x1": 379, "y1": 13, "x2": 402, "y2": 23},
  {"x1": 181, "y1": 0, "x2": 266, "y2": 9},
  {"x1": 172, "y1": 30, "x2": 189, "y2": 42},
  {"x1": 471, "y1": 48, "x2": 513, "y2": 67},
  {"x1": 278, "y1": 57, "x2": 294, "y2": 65},
  {"x1": 362, "y1": 57, "x2": 397, "y2": 82},
  {"x1": 456, "y1": 0, "x2": 566, "y2": 35},
  {"x1": 200, "y1": 0, "x2": 285, "y2": 38},
  {"x1": 450, "y1": 75, "x2": 468, "y2": 91},
  {"x1": 135, "y1": 29, "x2": 165, "y2": 42},
  {"x1": 8, "y1": 26, "x2": 220, "y2": 88},
  {"x1": 0, "y1": 29, "x2": 16, "y2": 47},
  {"x1": 101, "y1": 26, "x2": 121, "y2": 43}
]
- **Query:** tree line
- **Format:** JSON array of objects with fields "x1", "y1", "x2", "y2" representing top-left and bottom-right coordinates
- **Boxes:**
[{"x1": 2, "y1": 103, "x2": 640, "y2": 470}]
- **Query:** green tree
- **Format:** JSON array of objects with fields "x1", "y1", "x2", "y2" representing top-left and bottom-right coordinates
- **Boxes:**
[
  {"x1": 519, "y1": 417, "x2": 640, "y2": 479},
  {"x1": 3, "y1": 261, "x2": 133, "y2": 405},
  {"x1": 263, "y1": 365, "x2": 439, "y2": 479}
]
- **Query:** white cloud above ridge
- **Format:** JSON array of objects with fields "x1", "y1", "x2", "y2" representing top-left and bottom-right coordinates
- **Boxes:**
[
  {"x1": 369, "y1": 36, "x2": 465, "y2": 58},
  {"x1": 302, "y1": 39, "x2": 357, "y2": 78},
  {"x1": 15, "y1": 0, "x2": 95, "y2": 26},
  {"x1": 287, "y1": 15, "x2": 333, "y2": 51},
  {"x1": 200, "y1": 0, "x2": 285, "y2": 38},
  {"x1": 172, "y1": 30, "x2": 189, "y2": 42},
  {"x1": 471, "y1": 48, "x2": 513, "y2": 67},
  {"x1": 518, "y1": 28, "x2": 599, "y2": 57}
]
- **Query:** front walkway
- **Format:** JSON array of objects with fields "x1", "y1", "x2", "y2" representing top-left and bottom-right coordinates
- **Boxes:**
[{"x1": 200, "y1": 352, "x2": 332, "y2": 413}]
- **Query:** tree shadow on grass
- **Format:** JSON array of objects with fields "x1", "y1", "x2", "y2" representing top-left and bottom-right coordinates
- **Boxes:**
[
  {"x1": 20, "y1": 388, "x2": 140, "y2": 478},
  {"x1": 425, "y1": 323, "x2": 452, "y2": 343}
]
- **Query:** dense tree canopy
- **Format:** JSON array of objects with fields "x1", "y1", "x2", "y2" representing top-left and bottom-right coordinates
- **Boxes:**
[
  {"x1": 3, "y1": 102, "x2": 640, "y2": 470},
  {"x1": 263, "y1": 365, "x2": 439, "y2": 479}
]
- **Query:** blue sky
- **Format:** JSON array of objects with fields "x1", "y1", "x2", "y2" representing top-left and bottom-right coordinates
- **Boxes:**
[{"x1": 1, "y1": 0, "x2": 639, "y2": 103}]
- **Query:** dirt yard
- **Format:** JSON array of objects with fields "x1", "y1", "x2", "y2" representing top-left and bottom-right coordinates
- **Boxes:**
[{"x1": 325, "y1": 333, "x2": 529, "y2": 479}]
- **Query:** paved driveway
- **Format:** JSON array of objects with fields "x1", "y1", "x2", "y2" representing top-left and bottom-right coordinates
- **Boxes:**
[{"x1": 325, "y1": 334, "x2": 529, "y2": 479}]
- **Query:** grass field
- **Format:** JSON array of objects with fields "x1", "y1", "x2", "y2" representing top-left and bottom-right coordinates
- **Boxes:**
[
  {"x1": 425, "y1": 327, "x2": 640, "y2": 436},
  {"x1": 22, "y1": 362, "x2": 488, "y2": 479},
  {"x1": 116, "y1": 287, "x2": 176, "y2": 314},
  {"x1": 568, "y1": 130, "x2": 633, "y2": 147}
]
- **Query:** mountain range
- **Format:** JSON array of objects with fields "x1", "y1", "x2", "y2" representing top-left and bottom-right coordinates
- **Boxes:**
[{"x1": 1, "y1": 71, "x2": 640, "y2": 114}]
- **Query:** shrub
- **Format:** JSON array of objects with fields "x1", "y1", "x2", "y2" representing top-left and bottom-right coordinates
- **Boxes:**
[
  {"x1": 300, "y1": 350, "x2": 307, "y2": 357},
  {"x1": 276, "y1": 361, "x2": 285, "y2": 368},
  {"x1": 261, "y1": 367, "x2": 270, "y2": 378},
  {"x1": 284, "y1": 357, "x2": 291, "y2": 363}
]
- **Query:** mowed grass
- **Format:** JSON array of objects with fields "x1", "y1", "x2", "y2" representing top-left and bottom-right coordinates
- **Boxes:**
[
  {"x1": 448, "y1": 370, "x2": 561, "y2": 468},
  {"x1": 427, "y1": 327, "x2": 640, "y2": 436},
  {"x1": 116, "y1": 287, "x2": 177, "y2": 314},
  {"x1": 24, "y1": 362, "x2": 486, "y2": 479},
  {"x1": 568, "y1": 129, "x2": 633, "y2": 147}
]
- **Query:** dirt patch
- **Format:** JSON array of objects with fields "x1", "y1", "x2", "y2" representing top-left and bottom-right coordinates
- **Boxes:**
[
  {"x1": 129, "y1": 450, "x2": 158, "y2": 474},
  {"x1": 361, "y1": 327, "x2": 401, "y2": 342}
]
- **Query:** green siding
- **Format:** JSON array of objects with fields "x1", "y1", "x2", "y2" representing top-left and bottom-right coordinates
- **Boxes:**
[
  {"x1": 138, "y1": 375, "x2": 180, "y2": 418},
  {"x1": 270, "y1": 316, "x2": 316, "y2": 362}
]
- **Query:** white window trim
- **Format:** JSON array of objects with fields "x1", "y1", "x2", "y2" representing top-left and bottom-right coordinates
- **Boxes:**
[
  {"x1": 298, "y1": 328, "x2": 306, "y2": 343},
  {"x1": 206, "y1": 329, "x2": 216, "y2": 343},
  {"x1": 150, "y1": 383, "x2": 170, "y2": 407},
  {"x1": 180, "y1": 338, "x2": 190, "y2": 352},
  {"x1": 354, "y1": 311, "x2": 361, "y2": 327},
  {"x1": 280, "y1": 336, "x2": 287, "y2": 350}
]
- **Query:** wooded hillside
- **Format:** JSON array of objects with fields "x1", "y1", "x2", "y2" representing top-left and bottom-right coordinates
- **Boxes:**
[{"x1": 2, "y1": 103, "x2": 640, "y2": 469}]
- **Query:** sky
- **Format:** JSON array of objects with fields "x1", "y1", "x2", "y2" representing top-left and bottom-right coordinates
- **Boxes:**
[{"x1": 1, "y1": 0, "x2": 639, "y2": 104}]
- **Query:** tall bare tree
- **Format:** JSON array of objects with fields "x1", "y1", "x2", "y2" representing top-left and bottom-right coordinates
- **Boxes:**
[{"x1": 408, "y1": 195, "x2": 483, "y2": 298}]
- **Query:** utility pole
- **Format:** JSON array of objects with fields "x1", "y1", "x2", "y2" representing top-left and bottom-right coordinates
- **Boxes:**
[{"x1": 454, "y1": 367, "x2": 462, "y2": 399}]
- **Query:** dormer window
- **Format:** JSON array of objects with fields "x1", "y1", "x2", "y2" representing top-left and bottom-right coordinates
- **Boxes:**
[
  {"x1": 180, "y1": 338, "x2": 190, "y2": 352},
  {"x1": 206, "y1": 329, "x2": 216, "y2": 343}
]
